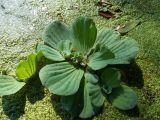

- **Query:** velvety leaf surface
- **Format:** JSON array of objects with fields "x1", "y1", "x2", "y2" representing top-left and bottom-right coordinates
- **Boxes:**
[
  {"x1": 95, "y1": 28, "x2": 139, "y2": 64},
  {"x1": 0, "y1": 75, "x2": 25, "y2": 96},
  {"x1": 79, "y1": 81, "x2": 94, "y2": 118},
  {"x1": 72, "y1": 17, "x2": 97, "y2": 54},
  {"x1": 57, "y1": 40, "x2": 71, "y2": 55},
  {"x1": 88, "y1": 47, "x2": 115, "y2": 70},
  {"x1": 36, "y1": 44, "x2": 64, "y2": 61},
  {"x1": 42, "y1": 21, "x2": 73, "y2": 49},
  {"x1": 39, "y1": 62, "x2": 84, "y2": 96},
  {"x1": 61, "y1": 81, "x2": 84, "y2": 116},
  {"x1": 84, "y1": 72, "x2": 98, "y2": 84},
  {"x1": 87, "y1": 82, "x2": 105, "y2": 107},
  {"x1": 108, "y1": 85, "x2": 137, "y2": 110},
  {"x1": 80, "y1": 73, "x2": 105, "y2": 118},
  {"x1": 16, "y1": 53, "x2": 37, "y2": 81}
]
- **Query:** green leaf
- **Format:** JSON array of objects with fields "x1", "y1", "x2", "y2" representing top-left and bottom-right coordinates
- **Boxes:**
[
  {"x1": 84, "y1": 72, "x2": 98, "y2": 84},
  {"x1": 39, "y1": 62, "x2": 84, "y2": 96},
  {"x1": 101, "y1": 68, "x2": 121, "y2": 89},
  {"x1": 117, "y1": 20, "x2": 141, "y2": 34},
  {"x1": 79, "y1": 82, "x2": 94, "y2": 118},
  {"x1": 61, "y1": 80, "x2": 84, "y2": 116},
  {"x1": 36, "y1": 51, "x2": 44, "y2": 63},
  {"x1": 95, "y1": 29, "x2": 139, "y2": 65},
  {"x1": 16, "y1": 53, "x2": 37, "y2": 81},
  {"x1": 96, "y1": 29, "x2": 120, "y2": 46},
  {"x1": 87, "y1": 82, "x2": 105, "y2": 107},
  {"x1": 36, "y1": 43, "x2": 64, "y2": 61},
  {"x1": 80, "y1": 73, "x2": 105, "y2": 118},
  {"x1": 57, "y1": 40, "x2": 71, "y2": 55},
  {"x1": 108, "y1": 85, "x2": 137, "y2": 110},
  {"x1": 42, "y1": 21, "x2": 73, "y2": 49},
  {"x1": 0, "y1": 75, "x2": 26, "y2": 96},
  {"x1": 72, "y1": 16, "x2": 97, "y2": 54},
  {"x1": 88, "y1": 47, "x2": 115, "y2": 70}
]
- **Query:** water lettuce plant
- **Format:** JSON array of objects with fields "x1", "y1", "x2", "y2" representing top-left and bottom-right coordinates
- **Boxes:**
[
  {"x1": 38, "y1": 16, "x2": 139, "y2": 118},
  {"x1": 0, "y1": 16, "x2": 139, "y2": 119}
]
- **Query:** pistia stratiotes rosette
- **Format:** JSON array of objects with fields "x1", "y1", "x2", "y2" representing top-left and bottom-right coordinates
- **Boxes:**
[{"x1": 38, "y1": 17, "x2": 139, "y2": 118}]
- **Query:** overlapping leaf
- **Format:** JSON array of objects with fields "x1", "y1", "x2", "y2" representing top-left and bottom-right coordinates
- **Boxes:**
[
  {"x1": 95, "y1": 28, "x2": 139, "y2": 65},
  {"x1": 88, "y1": 47, "x2": 115, "y2": 70},
  {"x1": 0, "y1": 75, "x2": 25, "y2": 96},
  {"x1": 36, "y1": 43, "x2": 64, "y2": 61},
  {"x1": 108, "y1": 85, "x2": 137, "y2": 110},
  {"x1": 61, "y1": 80, "x2": 84, "y2": 116},
  {"x1": 42, "y1": 21, "x2": 73, "y2": 49},
  {"x1": 80, "y1": 72, "x2": 105, "y2": 118},
  {"x1": 39, "y1": 62, "x2": 84, "y2": 95},
  {"x1": 101, "y1": 68, "x2": 121, "y2": 89}
]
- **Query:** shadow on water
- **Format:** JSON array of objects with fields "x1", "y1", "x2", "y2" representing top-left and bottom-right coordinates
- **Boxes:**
[
  {"x1": 110, "y1": 60, "x2": 144, "y2": 117},
  {"x1": 119, "y1": 105, "x2": 140, "y2": 118},
  {"x1": 50, "y1": 95, "x2": 74, "y2": 120},
  {"x1": 2, "y1": 76, "x2": 45, "y2": 120},
  {"x1": 2, "y1": 87, "x2": 26, "y2": 120},
  {"x1": 119, "y1": 60, "x2": 144, "y2": 89},
  {"x1": 26, "y1": 77, "x2": 45, "y2": 104},
  {"x1": 50, "y1": 92, "x2": 103, "y2": 120}
]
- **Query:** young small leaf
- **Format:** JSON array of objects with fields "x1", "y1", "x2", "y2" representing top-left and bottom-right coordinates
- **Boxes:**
[
  {"x1": 39, "y1": 62, "x2": 84, "y2": 96},
  {"x1": 80, "y1": 73, "x2": 105, "y2": 118},
  {"x1": 108, "y1": 85, "x2": 137, "y2": 110},
  {"x1": 101, "y1": 68, "x2": 121, "y2": 89},
  {"x1": 88, "y1": 47, "x2": 115, "y2": 70},
  {"x1": 0, "y1": 75, "x2": 26, "y2": 96},
  {"x1": 79, "y1": 82, "x2": 94, "y2": 118},
  {"x1": 36, "y1": 44, "x2": 65, "y2": 61},
  {"x1": 16, "y1": 53, "x2": 37, "y2": 81},
  {"x1": 84, "y1": 72, "x2": 98, "y2": 84}
]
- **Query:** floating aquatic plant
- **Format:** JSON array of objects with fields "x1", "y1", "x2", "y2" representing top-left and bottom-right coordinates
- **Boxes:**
[{"x1": 0, "y1": 16, "x2": 139, "y2": 119}]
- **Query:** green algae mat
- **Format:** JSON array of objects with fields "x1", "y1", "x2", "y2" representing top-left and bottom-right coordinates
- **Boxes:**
[{"x1": 0, "y1": 0, "x2": 160, "y2": 120}]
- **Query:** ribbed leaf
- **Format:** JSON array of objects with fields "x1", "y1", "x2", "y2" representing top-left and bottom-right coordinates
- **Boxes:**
[
  {"x1": 42, "y1": 21, "x2": 73, "y2": 49},
  {"x1": 61, "y1": 80, "x2": 84, "y2": 116},
  {"x1": 16, "y1": 53, "x2": 37, "y2": 81},
  {"x1": 36, "y1": 44, "x2": 64, "y2": 61},
  {"x1": 108, "y1": 85, "x2": 137, "y2": 110},
  {"x1": 84, "y1": 72, "x2": 98, "y2": 84},
  {"x1": 88, "y1": 47, "x2": 115, "y2": 70},
  {"x1": 79, "y1": 82, "x2": 94, "y2": 118},
  {"x1": 57, "y1": 40, "x2": 71, "y2": 54},
  {"x1": 95, "y1": 28, "x2": 139, "y2": 65},
  {"x1": 39, "y1": 62, "x2": 84, "y2": 95},
  {"x1": 72, "y1": 17, "x2": 97, "y2": 54},
  {"x1": 80, "y1": 73, "x2": 105, "y2": 118},
  {"x1": 87, "y1": 82, "x2": 105, "y2": 107},
  {"x1": 96, "y1": 29, "x2": 120, "y2": 45},
  {"x1": 0, "y1": 75, "x2": 25, "y2": 96}
]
